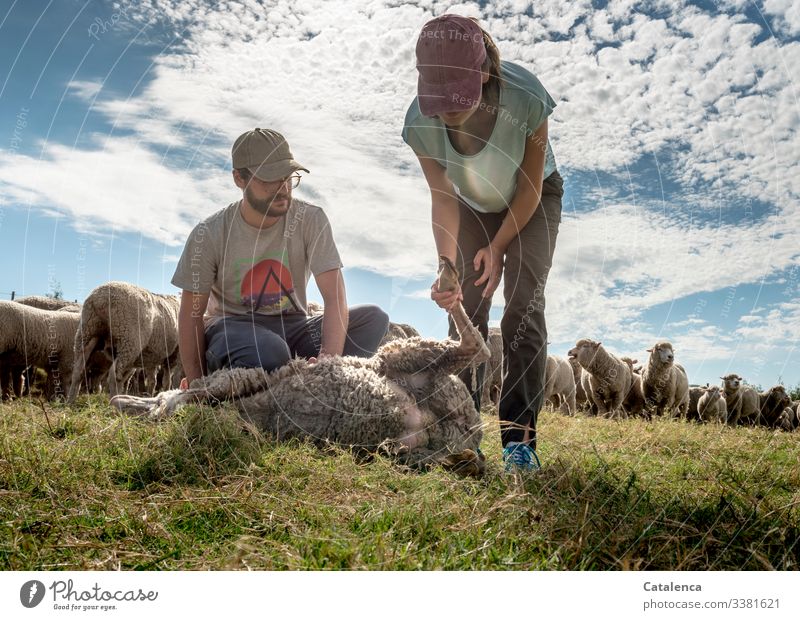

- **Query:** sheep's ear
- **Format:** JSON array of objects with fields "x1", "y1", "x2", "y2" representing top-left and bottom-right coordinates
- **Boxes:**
[
  {"x1": 631, "y1": 359, "x2": 638, "y2": 364},
  {"x1": 647, "y1": 348, "x2": 653, "y2": 353},
  {"x1": 596, "y1": 341, "x2": 602, "y2": 346}
]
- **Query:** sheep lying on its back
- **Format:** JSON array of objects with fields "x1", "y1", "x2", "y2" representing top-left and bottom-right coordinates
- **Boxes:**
[
  {"x1": 111, "y1": 257, "x2": 490, "y2": 478},
  {"x1": 67, "y1": 282, "x2": 180, "y2": 402}
]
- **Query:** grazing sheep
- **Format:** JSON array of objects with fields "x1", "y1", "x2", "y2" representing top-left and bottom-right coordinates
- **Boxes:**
[
  {"x1": 697, "y1": 385, "x2": 727, "y2": 423},
  {"x1": 110, "y1": 257, "x2": 489, "y2": 478},
  {"x1": 15, "y1": 295, "x2": 80, "y2": 312},
  {"x1": 567, "y1": 339, "x2": 632, "y2": 419},
  {"x1": 758, "y1": 385, "x2": 792, "y2": 428},
  {"x1": 720, "y1": 374, "x2": 760, "y2": 426},
  {"x1": 641, "y1": 342, "x2": 689, "y2": 417},
  {"x1": 67, "y1": 282, "x2": 181, "y2": 402},
  {"x1": 544, "y1": 355, "x2": 577, "y2": 415},
  {"x1": 0, "y1": 301, "x2": 80, "y2": 399}
]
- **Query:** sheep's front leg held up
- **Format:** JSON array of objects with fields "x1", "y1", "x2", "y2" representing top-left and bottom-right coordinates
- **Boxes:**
[{"x1": 438, "y1": 256, "x2": 490, "y2": 367}]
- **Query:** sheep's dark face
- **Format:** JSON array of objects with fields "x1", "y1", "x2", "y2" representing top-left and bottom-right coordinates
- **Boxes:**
[{"x1": 769, "y1": 386, "x2": 791, "y2": 407}]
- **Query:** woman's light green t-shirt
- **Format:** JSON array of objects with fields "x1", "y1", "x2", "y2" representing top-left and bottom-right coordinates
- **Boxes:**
[{"x1": 402, "y1": 60, "x2": 557, "y2": 214}]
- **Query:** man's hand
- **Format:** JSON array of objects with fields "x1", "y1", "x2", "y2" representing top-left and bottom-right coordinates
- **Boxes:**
[{"x1": 473, "y1": 244, "x2": 504, "y2": 299}]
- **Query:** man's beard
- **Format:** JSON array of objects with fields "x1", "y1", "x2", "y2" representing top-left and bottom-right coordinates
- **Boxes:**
[{"x1": 245, "y1": 185, "x2": 291, "y2": 216}]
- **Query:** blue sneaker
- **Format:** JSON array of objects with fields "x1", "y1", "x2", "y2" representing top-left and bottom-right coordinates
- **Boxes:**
[{"x1": 503, "y1": 442, "x2": 541, "y2": 473}]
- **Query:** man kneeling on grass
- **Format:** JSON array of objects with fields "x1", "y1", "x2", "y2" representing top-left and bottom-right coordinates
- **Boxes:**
[{"x1": 172, "y1": 128, "x2": 389, "y2": 385}]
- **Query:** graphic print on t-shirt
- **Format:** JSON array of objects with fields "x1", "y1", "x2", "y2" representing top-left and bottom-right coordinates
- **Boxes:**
[{"x1": 237, "y1": 252, "x2": 300, "y2": 313}]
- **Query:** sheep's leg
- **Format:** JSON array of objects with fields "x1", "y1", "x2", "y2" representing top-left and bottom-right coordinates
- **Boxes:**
[
  {"x1": 111, "y1": 366, "x2": 277, "y2": 419},
  {"x1": 437, "y1": 255, "x2": 490, "y2": 367},
  {"x1": 67, "y1": 335, "x2": 98, "y2": 403}
]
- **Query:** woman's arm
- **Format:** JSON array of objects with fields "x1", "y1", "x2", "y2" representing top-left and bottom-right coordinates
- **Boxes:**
[
  {"x1": 416, "y1": 155, "x2": 463, "y2": 310},
  {"x1": 417, "y1": 155, "x2": 460, "y2": 263},
  {"x1": 474, "y1": 118, "x2": 549, "y2": 297}
]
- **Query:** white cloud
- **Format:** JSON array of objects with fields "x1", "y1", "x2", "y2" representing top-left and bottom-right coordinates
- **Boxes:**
[
  {"x1": 2, "y1": 0, "x2": 799, "y2": 381},
  {"x1": 66, "y1": 79, "x2": 104, "y2": 101}
]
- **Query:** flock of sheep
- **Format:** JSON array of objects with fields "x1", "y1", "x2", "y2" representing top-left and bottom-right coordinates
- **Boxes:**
[
  {"x1": 0, "y1": 282, "x2": 420, "y2": 405},
  {"x1": 3, "y1": 281, "x2": 798, "y2": 439},
  {"x1": 0, "y1": 282, "x2": 181, "y2": 402},
  {"x1": 521, "y1": 336, "x2": 798, "y2": 432}
]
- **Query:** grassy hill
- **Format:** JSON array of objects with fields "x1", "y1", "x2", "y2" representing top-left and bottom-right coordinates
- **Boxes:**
[{"x1": 1, "y1": 396, "x2": 798, "y2": 570}]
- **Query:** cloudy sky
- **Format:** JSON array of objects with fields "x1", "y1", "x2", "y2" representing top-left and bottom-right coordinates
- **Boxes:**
[{"x1": 1, "y1": 0, "x2": 798, "y2": 387}]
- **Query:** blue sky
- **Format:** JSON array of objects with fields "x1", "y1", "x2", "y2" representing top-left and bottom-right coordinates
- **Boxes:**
[{"x1": 1, "y1": 0, "x2": 798, "y2": 388}]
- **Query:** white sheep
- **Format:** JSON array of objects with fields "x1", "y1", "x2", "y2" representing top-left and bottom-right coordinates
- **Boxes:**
[
  {"x1": 568, "y1": 356, "x2": 588, "y2": 410},
  {"x1": 544, "y1": 354, "x2": 577, "y2": 415},
  {"x1": 697, "y1": 385, "x2": 727, "y2": 423},
  {"x1": 641, "y1": 342, "x2": 689, "y2": 417},
  {"x1": 721, "y1": 374, "x2": 759, "y2": 426},
  {"x1": 568, "y1": 339, "x2": 632, "y2": 419},
  {"x1": 110, "y1": 257, "x2": 489, "y2": 477},
  {"x1": 0, "y1": 301, "x2": 79, "y2": 399},
  {"x1": 15, "y1": 295, "x2": 80, "y2": 312},
  {"x1": 67, "y1": 282, "x2": 181, "y2": 402}
]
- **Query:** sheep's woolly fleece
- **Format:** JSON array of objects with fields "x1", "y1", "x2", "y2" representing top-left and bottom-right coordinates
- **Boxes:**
[{"x1": 111, "y1": 257, "x2": 490, "y2": 477}]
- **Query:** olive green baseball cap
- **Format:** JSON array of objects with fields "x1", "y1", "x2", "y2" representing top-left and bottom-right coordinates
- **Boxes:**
[{"x1": 231, "y1": 128, "x2": 309, "y2": 182}]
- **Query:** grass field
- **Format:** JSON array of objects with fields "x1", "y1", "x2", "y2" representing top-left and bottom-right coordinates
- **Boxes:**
[{"x1": 1, "y1": 395, "x2": 798, "y2": 570}]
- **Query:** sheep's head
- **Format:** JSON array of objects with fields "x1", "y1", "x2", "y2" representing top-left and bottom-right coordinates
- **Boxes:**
[
  {"x1": 721, "y1": 374, "x2": 742, "y2": 391},
  {"x1": 704, "y1": 385, "x2": 722, "y2": 401},
  {"x1": 620, "y1": 356, "x2": 638, "y2": 371},
  {"x1": 646, "y1": 342, "x2": 674, "y2": 366},
  {"x1": 762, "y1": 385, "x2": 791, "y2": 409},
  {"x1": 568, "y1": 339, "x2": 600, "y2": 365}
]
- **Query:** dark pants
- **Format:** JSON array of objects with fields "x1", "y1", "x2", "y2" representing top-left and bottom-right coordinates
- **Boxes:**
[
  {"x1": 205, "y1": 304, "x2": 390, "y2": 373},
  {"x1": 448, "y1": 170, "x2": 564, "y2": 449}
]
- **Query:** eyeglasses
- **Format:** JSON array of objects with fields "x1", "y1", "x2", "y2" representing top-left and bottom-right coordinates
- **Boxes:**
[{"x1": 249, "y1": 173, "x2": 302, "y2": 189}]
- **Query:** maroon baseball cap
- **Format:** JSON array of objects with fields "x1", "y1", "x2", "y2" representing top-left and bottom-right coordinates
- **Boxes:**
[{"x1": 415, "y1": 14, "x2": 487, "y2": 117}]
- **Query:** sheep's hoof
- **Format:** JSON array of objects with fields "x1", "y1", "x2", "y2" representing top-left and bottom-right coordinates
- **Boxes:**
[
  {"x1": 437, "y1": 255, "x2": 460, "y2": 293},
  {"x1": 442, "y1": 449, "x2": 486, "y2": 478}
]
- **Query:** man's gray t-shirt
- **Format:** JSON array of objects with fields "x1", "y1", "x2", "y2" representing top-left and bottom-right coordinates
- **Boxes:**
[{"x1": 172, "y1": 199, "x2": 342, "y2": 326}]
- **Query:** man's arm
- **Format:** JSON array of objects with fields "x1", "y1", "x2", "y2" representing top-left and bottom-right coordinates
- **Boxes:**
[
  {"x1": 314, "y1": 268, "x2": 348, "y2": 357},
  {"x1": 178, "y1": 289, "x2": 210, "y2": 384}
]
